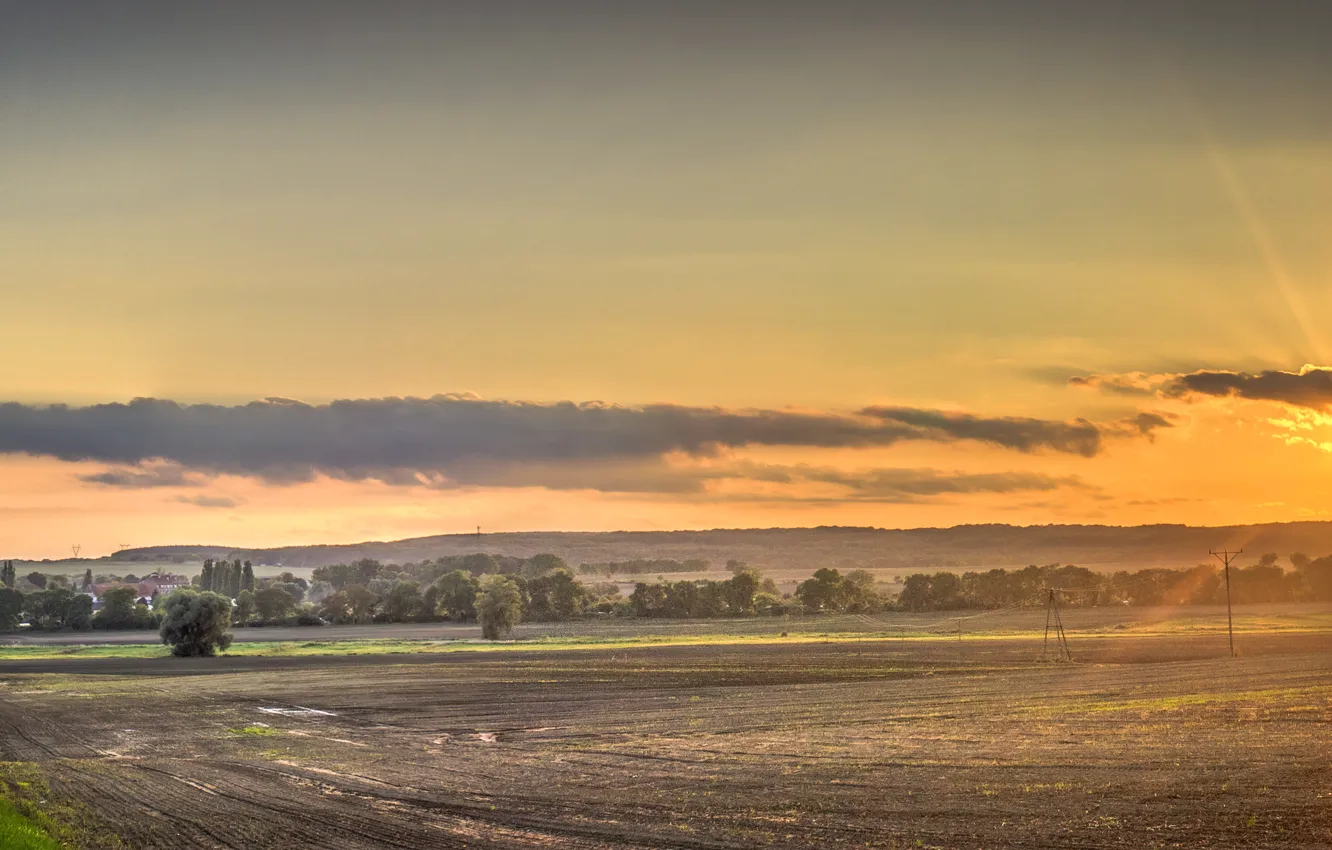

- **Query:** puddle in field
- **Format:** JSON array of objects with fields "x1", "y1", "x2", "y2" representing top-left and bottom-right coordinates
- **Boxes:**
[{"x1": 258, "y1": 706, "x2": 337, "y2": 717}]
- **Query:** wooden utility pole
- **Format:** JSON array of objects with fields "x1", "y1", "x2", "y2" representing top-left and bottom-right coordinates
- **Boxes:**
[{"x1": 1210, "y1": 548, "x2": 1242, "y2": 658}]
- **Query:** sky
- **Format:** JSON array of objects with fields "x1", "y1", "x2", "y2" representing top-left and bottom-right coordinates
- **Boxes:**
[{"x1": 3, "y1": 1, "x2": 1332, "y2": 558}]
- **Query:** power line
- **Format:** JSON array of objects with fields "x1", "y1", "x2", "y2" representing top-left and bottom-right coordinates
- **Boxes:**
[{"x1": 1210, "y1": 548, "x2": 1242, "y2": 658}]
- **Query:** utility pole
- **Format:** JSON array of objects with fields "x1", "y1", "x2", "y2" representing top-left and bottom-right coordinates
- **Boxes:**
[
  {"x1": 1043, "y1": 588, "x2": 1071, "y2": 662},
  {"x1": 1210, "y1": 548, "x2": 1242, "y2": 658}
]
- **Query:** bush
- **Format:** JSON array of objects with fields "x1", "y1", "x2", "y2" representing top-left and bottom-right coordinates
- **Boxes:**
[
  {"x1": 160, "y1": 589, "x2": 234, "y2": 657},
  {"x1": 293, "y1": 610, "x2": 325, "y2": 627}
]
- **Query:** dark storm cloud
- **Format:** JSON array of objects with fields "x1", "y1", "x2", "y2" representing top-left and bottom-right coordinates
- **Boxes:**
[
  {"x1": 1163, "y1": 367, "x2": 1332, "y2": 409},
  {"x1": 0, "y1": 395, "x2": 1168, "y2": 489}
]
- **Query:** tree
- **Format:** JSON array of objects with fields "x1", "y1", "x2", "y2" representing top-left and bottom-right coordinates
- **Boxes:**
[
  {"x1": 343, "y1": 584, "x2": 380, "y2": 624},
  {"x1": 476, "y1": 575, "x2": 523, "y2": 640},
  {"x1": 433, "y1": 570, "x2": 479, "y2": 620},
  {"x1": 524, "y1": 569, "x2": 588, "y2": 621},
  {"x1": 242, "y1": 561, "x2": 255, "y2": 593},
  {"x1": 223, "y1": 560, "x2": 240, "y2": 598},
  {"x1": 254, "y1": 587, "x2": 296, "y2": 621},
  {"x1": 796, "y1": 568, "x2": 848, "y2": 612},
  {"x1": 198, "y1": 559, "x2": 215, "y2": 591},
  {"x1": 233, "y1": 589, "x2": 256, "y2": 625},
  {"x1": 66, "y1": 594, "x2": 93, "y2": 630},
  {"x1": 0, "y1": 587, "x2": 24, "y2": 631},
  {"x1": 319, "y1": 591, "x2": 352, "y2": 624},
  {"x1": 82, "y1": 568, "x2": 93, "y2": 591},
  {"x1": 521, "y1": 553, "x2": 567, "y2": 578},
  {"x1": 843, "y1": 570, "x2": 881, "y2": 612},
  {"x1": 160, "y1": 589, "x2": 233, "y2": 657},
  {"x1": 724, "y1": 567, "x2": 762, "y2": 616},
  {"x1": 93, "y1": 586, "x2": 140, "y2": 629},
  {"x1": 420, "y1": 585, "x2": 440, "y2": 621},
  {"x1": 630, "y1": 582, "x2": 669, "y2": 617},
  {"x1": 461, "y1": 553, "x2": 500, "y2": 576},
  {"x1": 383, "y1": 582, "x2": 424, "y2": 622},
  {"x1": 271, "y1": 581, "x2": 306, "y2": 604},
  {"x1": 26, "y1": 572, "x2": 47, "y2": 590},
  {"x1": 312, "y1": 562, "x2": 356, "y2": 589},
  {"x1": 24, "y1": 587, "x2": 89, "y2": 630},
  {"x1": 1, "y1": 561, "x2": 14, "y2": 588},
  {"x1": 353, "y1": 558, "x2": 383, "y2": 585}
]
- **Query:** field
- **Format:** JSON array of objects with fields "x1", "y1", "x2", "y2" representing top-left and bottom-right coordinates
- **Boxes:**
[{"x1": 2, "y1": 610, "x2": 1332, "y2": 848}]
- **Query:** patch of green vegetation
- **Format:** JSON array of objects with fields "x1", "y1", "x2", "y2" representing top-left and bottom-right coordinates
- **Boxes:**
[
  {"x1": 1033, "y1": 684, "x2": 1332, "y2": 717},
  {"x1": 0, "y1": 644, "x2": 173, "y2": 660},
  {"x1": 229, "y1": 725, "x2": 279, "y2": 737},
  {"x1": 0, "y1": 797, "x2": 60, "y2": 850},
  {"x1": 0, "y1": 761, "x2": 121, "y2": 849},
  {"x1": 4, "y1": 605, "x2": 1332, "y2": 661}
]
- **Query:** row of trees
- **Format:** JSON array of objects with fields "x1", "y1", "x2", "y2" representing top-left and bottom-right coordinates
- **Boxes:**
[
  {"x1": 197, "y1": 559, "x2": 256, "y2": 598},
  {"x1": 895, "y1": 555, "x2": 1332, "y2": 611}
]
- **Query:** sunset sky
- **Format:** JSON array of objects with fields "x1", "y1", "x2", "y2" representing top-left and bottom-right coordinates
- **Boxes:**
[{"x1": 4, "y1": 2, "x2": 1332, "y2": 558}]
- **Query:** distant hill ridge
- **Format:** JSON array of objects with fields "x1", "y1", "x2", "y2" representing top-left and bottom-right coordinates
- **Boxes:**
[{"x1": 109, "y1": 522, "x2": 1332, "y2": 572}]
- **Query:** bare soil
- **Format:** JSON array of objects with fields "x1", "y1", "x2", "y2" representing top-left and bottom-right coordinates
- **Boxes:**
[{"x1": 2, "y1": 634, "x2": 1331, "y2": 848}]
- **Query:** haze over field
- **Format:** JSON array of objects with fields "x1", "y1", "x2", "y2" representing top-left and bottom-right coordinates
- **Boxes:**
[{"x1": 5, "y1": 2, "x2": 1332, "y2": 558}]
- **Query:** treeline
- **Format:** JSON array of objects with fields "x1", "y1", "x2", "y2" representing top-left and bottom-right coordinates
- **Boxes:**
[
  {"x1": 0, "y1": 584, "x2": 157, "y2": 632},
  {"x1": 11, "y1": 549, "x2": 1332, "y2": 635},
  {"x1": 232, "y1": 557, "x2": 894, "y2": 629},
  {"x1": 896, "y1": 554, "x2": 1332, "y2": 611}
]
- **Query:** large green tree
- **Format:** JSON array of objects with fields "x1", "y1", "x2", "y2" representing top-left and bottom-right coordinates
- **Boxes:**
[
  {"x1": 93, "y1": 586, "x2": 141, "y2": 629},
  {"x1": 476, "y1": 575, "x2": 523, "y2": 640},
  {"x1": 254, "y1": 587, "x2": 296, "y2": 621},
  {"x1": 383, "y1": 582, "x2": 424, "y2": 622},
  {"x1": 160, "y1": 590, "x2": 233, "y2": 657},
  {"x1": 433, "y1": 570, "x2": 480, "y2": 620}
]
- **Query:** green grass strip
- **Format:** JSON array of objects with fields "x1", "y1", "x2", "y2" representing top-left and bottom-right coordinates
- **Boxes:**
[{"x1": 0, "y1": 798, "x2": 61, "y2": 850}]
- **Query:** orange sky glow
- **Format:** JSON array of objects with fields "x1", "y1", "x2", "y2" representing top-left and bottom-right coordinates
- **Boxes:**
[{"x1": 4, "y1": 4, "x2": 1332, "y2": 558}]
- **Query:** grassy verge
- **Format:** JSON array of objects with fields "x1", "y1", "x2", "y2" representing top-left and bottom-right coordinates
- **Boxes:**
[
  {"x1": 0, "y1": 798, "x2": 61, "y2": 850},
  {"x1": 0, "y1": 762, "x2": 115, "y2": 849},
  {"x1": 3, "y1": 613, "x2": 1332, "y2": 661}
]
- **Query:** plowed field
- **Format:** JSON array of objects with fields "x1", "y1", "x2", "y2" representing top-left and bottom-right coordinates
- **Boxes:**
[{"x1": 2, "y1": 634, "x2": 1331, "y2": 848}]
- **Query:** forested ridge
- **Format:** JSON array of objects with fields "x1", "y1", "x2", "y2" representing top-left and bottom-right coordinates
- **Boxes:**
[{"x1": 107, "y1": 521, "x2": 1332, "y2": 571}]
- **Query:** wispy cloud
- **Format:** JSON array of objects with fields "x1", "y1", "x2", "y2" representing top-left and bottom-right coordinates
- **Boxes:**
[
  {"x1": 79, "y1": 464, "x2": 205, "y2": 489},
  {"x1": 175, "y1": 494, "x2": 244, "y2": 509}
]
